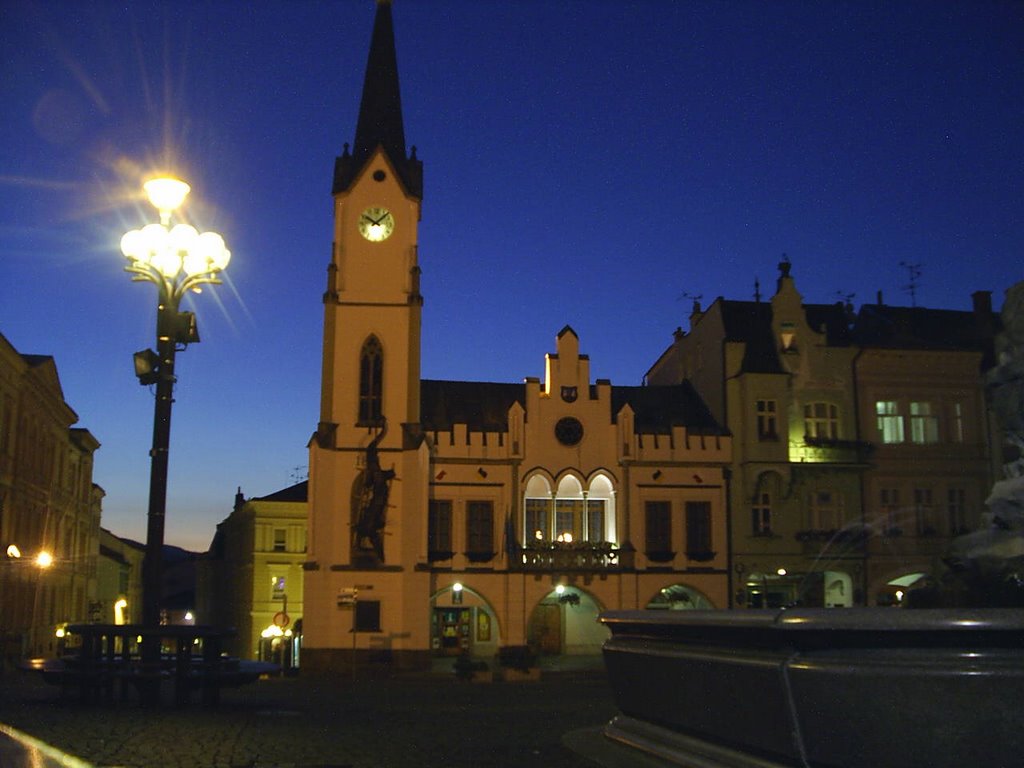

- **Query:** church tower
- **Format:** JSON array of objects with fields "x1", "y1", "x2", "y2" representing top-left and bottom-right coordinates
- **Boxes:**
[{"x1": 305, "y1": 0, "x2": 431, "y2": 671}]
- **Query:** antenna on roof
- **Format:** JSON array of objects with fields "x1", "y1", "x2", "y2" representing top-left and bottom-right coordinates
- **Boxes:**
[
  {"x1": 836, "y1": 291, "x2": 855, "y2": 305},
  {"x1": 754, "y1": 278, "x2": 761, "y2": 303},
  {"x1": 290, "y1": 465, "x2": 309, "y2": 484},
  {"x1": 899, "y1": 261, "x2": 923, "y2": 307}
]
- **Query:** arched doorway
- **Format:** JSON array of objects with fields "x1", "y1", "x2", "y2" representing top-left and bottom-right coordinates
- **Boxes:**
[
  {"x1": 527, "y1": 586, "x2": 608, "y2": 656},
  {"x1": 430, "y1": 583, "x2": 500, "y2": 658},
  {"x1": 646, "y1": 583, "x2": 715, "y2": 610}
]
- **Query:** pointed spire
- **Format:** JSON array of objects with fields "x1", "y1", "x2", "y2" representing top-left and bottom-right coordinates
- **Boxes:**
[{"x1": 333, "y1": 0, "x2": 422, "y2": 197}]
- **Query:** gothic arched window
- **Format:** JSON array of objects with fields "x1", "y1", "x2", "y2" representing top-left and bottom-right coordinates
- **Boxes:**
[{"x1": 359, "y1": 336, "x2": 383, "y2": 424}]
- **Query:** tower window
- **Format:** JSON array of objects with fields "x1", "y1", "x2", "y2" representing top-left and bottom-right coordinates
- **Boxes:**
[{"x1": 359, "y1": 336, "x2": 383, "y2": 424}]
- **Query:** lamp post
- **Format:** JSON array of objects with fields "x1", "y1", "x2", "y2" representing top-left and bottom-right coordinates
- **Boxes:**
[{"x1": 121, "y1": 177, "x2": 230, "y2": 647}]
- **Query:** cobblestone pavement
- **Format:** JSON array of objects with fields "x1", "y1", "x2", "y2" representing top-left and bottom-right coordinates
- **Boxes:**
[{"x1": 0, "y1": 665, "x2": 620, "y2": 768}]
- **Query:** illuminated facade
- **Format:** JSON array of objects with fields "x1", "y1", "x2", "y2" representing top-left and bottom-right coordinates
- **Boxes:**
[
  {"x1": 0, "y1": 331, "x2": 101, "y2": 661},
  {"x1": 202, "y1": 485, "x2": 306, "y2": 661},
  {"x1": 303, "y1": 2, "x2": 731, "y2": 671},
  {"x1": 647, "y1": 264, "x2": 1000, "y2": 607},
  {"x1": 96, "y1": 527, "x2": 144, "y2": 625},
  {"x1": 853, "y1": 294, "x2": 998, "y2": 605}
]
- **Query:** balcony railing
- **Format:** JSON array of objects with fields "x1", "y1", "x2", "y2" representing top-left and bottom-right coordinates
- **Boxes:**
[{"x1": 514, "y1": 542, "x2": 620, "y2": 572}]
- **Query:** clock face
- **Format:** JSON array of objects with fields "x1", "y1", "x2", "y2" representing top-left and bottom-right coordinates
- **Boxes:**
[{"x1": 358, "y1": 206, "x2": 395, "y2": 242}]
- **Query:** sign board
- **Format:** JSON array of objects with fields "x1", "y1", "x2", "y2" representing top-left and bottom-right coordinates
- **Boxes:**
[
  {"x1": 337, "y1": 588, "x2": 358, "y2": 607},
  {"x1": 273, "y1": 611, "x2": 290, "y2": 628}
]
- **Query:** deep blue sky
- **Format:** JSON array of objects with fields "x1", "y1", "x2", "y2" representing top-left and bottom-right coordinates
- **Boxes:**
[{"x1": 2, "y1": 1, "x2": 1021, "y2": 551}]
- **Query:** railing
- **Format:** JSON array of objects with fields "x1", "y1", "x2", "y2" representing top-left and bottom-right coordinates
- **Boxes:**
[{"x1": 514, "y1": 543, "x2": 620, "y2": 572}]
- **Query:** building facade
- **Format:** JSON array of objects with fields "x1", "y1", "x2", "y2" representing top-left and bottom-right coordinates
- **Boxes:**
[
  {"x1": 202, "y1": 485, "x2": 307, "y2": 662},
  {"x1": 0, "y1": 331, "x2": 101, "y2": 661},
  {"x1": 96, "y1": 527, "x2": 144, "y2": 625},
  {"x1": 302, "y1": 3, "x2": 732, "y2": 672},
  {"x1": 647, "y1": 264, "x2": 1000, "y2": 607}
]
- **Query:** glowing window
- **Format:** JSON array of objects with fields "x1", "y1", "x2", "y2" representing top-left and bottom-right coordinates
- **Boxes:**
[
  {"x1": 876, "y1": 401, "x2": 904, "y2": 443},
  {"x1": 910, "y1": 401, "x2": 939, "y2": 444}
]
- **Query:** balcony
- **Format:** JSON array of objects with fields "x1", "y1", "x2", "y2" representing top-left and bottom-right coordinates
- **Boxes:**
[
  {"x1": 791, "y1": 436, "x2": 874, "y2": 464},
  {"x1": 514, "y1": 542, "x2": 620, "y2": 572}
]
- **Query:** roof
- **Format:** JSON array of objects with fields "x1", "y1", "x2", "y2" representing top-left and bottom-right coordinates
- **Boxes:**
[
  {"x1": 854, "y1": 304, "x2": 999, "y2": 356},
  {"x1": 254, "y1": 480, "x2": 309, "y2": 504},
  {"x1": 611, "y1": 382, "x2": 727, "y2": 435},
  {"x1": 421, "y1": 379, "x2": 525, "y2": 432},
  {"x1": 419, "y1": 379, "x2": 725, "y2": 435},
  {"x1": 333, "y1": 0, "x2": 422, "y2": 197},
  {"x1": 719, "y1": 300, "x2": 784, "y2": 374}
]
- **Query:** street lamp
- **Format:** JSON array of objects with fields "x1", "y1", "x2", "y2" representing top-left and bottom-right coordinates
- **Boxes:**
[{"x1": 121, "y1": 176, "x2": 230, "y2": 642}]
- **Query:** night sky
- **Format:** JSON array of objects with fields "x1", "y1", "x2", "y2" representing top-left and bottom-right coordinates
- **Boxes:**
[{"x1": 2, "y1": 1, "x2": 1021, "y2": 551}]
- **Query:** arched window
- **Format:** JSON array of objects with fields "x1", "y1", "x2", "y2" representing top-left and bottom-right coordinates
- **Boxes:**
[
  {"x1": 358, "y1": 336, "x2": 383, "y2": 424},
  {"x1": 522, "y1": 472, "x2": 616, "y2": 544}
]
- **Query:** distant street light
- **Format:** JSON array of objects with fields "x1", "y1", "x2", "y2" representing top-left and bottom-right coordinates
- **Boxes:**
[{"x1": 121, "y1": 176, "x2": 230, "y2": 640}]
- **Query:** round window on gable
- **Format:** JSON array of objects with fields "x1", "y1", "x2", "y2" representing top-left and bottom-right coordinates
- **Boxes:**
[
  {"x1": 554, "y1": 417, "x2": 584, "y2": 446},
  {"x1": 373, "y1": 170, "x2": 386, "y2": 182}
]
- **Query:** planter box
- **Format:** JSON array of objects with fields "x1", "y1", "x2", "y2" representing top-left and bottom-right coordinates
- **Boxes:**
[
  {"x1": 500, "y1": 666, "x2": 540, "y2": 682},
  {"x1": 599, "y1": 608, "x2": 1024, "y2": 768}
]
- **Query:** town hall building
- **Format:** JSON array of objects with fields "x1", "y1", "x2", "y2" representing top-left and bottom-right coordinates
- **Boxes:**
[{"x1": 301, "y1": 1, "x2": 733, "y2": 672}]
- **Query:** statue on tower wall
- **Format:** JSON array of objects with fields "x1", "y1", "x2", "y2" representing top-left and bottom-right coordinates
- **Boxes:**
[{"x1": 353, "y1": 419, "x2": 395, "y2": 563}]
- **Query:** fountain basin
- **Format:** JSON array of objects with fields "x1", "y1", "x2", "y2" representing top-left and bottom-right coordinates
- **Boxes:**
[{"x1": 599, "y1": 608, "x2": 1024, "y2": 768}]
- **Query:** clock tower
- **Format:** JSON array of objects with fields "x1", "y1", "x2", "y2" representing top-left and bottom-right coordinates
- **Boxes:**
[{"x1": 305, "y1": 0, "x2": 431, "y2": 671}]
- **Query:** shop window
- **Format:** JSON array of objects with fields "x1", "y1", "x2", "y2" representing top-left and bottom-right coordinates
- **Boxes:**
[
  {"x1": 685, "y1": 501, "x2": 713, "y2": 561},
  {"x1": 645, "y1": 501, "x2": 673, "y2": 561},
  {"x1": 427, "y1": 500, "x2": 453, "y2": 560}
]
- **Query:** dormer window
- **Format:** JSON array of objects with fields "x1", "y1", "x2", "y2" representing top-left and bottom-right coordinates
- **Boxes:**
[{"x1": 780, "y1": 322, "x2": 797, "y2": 352}]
